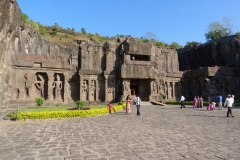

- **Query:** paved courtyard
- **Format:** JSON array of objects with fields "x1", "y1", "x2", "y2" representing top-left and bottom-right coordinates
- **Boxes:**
[{"x1": 0, "y1": 105, "x2": 240, "y2": 160}]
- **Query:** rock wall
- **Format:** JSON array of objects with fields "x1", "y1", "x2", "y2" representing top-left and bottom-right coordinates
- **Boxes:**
[
  {"x1": 0, "y1": 0, "x2": 188, "y2": 112},
  {"x1": 178, "y1": 36, "x2": 240, "y2": 102},
  {"x1": 0, "y1": 0, "x2": 79, "y2": 111}
]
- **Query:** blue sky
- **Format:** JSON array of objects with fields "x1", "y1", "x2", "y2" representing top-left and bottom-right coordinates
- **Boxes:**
[{"x1": 17, "y1": 0, "x2": 240, "y2": 46}]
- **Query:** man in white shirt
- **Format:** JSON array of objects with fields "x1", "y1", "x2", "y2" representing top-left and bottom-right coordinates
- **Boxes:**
[
  {"x1": 180, "y1": 96, "x2": 186, "y2": 109},
  {"x1": 134, "y1": 95, "x2": 141, "y2": 116},
  {"x1": 224, "y1": 94, "x2": 234, "y2": 117}
]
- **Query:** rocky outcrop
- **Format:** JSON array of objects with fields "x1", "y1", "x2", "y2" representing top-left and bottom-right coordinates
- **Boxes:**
[
  {"x1": 0, "y1": 0, "x2": 78, "y2": 111},
  {"x1": 178, "y1": 36, "x2": 240, "y2": 101}
]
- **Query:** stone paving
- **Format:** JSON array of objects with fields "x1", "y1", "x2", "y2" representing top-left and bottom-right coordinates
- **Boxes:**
[{"x1": 0, "y1": 105, "x2": 240, "y2": 160}]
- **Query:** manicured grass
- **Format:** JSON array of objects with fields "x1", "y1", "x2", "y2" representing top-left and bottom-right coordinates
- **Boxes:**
[{"x1": 22, "y1": 105, "x2": 111, "y2": 112}]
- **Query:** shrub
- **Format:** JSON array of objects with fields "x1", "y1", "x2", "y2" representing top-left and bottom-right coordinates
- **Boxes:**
[
  {"x1": 17, "y1": 104, "x2": 124, "y2": 120},
  {"x1": 38, "y1": 24, "x2": 46, "y2": 35},
  {"x1": 35, "y1": 97, "x2": 44, "y2": 106},
  {"x1": 21, "y1": 13, "x2": 29, "y2": 23},
  {"x1": 28, "y1": 20, "x2": 39, "y2": 30},
  {"x1": 76, "y1": 100, "x2": 84, "y2": 110},
  {"x1": 50, "y1": 31, "x2": 57, "y2": 36}
]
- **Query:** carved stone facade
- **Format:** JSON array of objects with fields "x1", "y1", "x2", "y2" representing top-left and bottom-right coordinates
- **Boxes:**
[
  {"x1": 0, "y1": 0, "x2": 182, "y2": 110},
  {"x1": 178, "y1": 35, "x2": 240, "y2": 102}
]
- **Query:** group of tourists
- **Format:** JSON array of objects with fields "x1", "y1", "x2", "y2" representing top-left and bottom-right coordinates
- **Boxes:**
[
  {"x1": 180, "y1": 94, "x2": 235, "y2": 117},
  {"x1": 193, "y1": 96, "x2": 204, "y2": 108},
  {"x1": 108, "y1": 95, "x2": 141, "y2": 116}
]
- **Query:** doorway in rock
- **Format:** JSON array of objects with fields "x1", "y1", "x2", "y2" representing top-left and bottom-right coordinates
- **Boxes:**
[
  {"x1": 130, "y1": 79, "x2": 139, "y2": 96},
  {"x1": 130, "y1": 79, "x2": 150, "y2": 101}
]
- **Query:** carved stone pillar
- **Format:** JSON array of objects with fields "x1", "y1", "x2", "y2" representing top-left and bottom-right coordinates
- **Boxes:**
[
  {"x1": 47, "y1": 73, "x2": 54, "y2": 101},
  {"x1": 88, "y1": 78, "x2": 91, "y2": 101},
  {"x1": 104, "y1": 76, "x2": 108, "y2": 102},
  {"x1": 96, "y1": 80, "x2": 99, "y2": 101},
  {"x1": 63, "y1": 73, "x2": 68, "y2": 103},
  {"x1": 172, "y1": 82, "x2": 175, "y2": 99}
]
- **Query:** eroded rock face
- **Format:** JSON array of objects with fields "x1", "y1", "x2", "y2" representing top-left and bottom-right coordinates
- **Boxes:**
[
  {"x1": 0, "y1": 0, "x2": 79, "y2": 110},
  {"x1": 178, "y1": 36, "x2": 240, "y2": 101},
  {"x1": 0, "y1": 1, "x2": 183, "y2": 110}
]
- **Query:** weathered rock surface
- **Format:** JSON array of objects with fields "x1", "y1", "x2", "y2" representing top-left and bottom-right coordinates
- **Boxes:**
[{"x1": 178, "y1": 36, "x2": 240, "y2": 101}]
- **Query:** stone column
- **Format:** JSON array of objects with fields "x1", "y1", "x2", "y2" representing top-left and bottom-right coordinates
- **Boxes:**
[
  {"x1": 79, "y1": 75, "x2": 83, "y2": 101},
  {"x1": 104, "y1": 75, "x2": 108, "y2": 102},
  {"x1": 63, "y1": 73, "x2": 68, "y2": 103},
  {"x1": 88, "y1": 77, "x2": 91, "y2": 101},
  {"x1": 47, "y1": 73, "x2": 54, "y2": 101},
  {"x1": 172, "y1": 82, "x2": 175, "y2": 99},
  {"x1": 96, "y1": 79, "x2": 99, "y2": 101},
  {"x1": 178, "y1": 80, "x2": 181, "y2": 99}
]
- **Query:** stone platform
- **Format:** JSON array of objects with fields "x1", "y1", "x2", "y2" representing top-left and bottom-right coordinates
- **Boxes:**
[{"x1": 0, "y1": 105, "x2": 240, "y2": 160}]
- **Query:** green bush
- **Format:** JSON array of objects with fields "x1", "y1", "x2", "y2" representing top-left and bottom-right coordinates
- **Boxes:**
[
  {"x1": 76, "y1": 100, "x2": 84, "y2": 110},
  {"x1": 50, "y1": 31, "x2": 57, "y2": 36},
  {"x1": 28, "y1": 20, "x2": 39, "y2": 30},
  {"x1": 39, "y1": 24, "x2": 46, "y2": 35},
  {"x1": 17, "y1": 104, "x2": 124, "y2": 120},
  {"x1": 35, "y1": 97, "x2": 44, "y2": 106},
  {"x1": 21, "y1": 13, "x2": 29, "y2": 23}
]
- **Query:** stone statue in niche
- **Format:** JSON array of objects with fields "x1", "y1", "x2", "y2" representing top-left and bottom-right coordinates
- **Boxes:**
[
  {"x1": 108, "y1": 79, "x2": 114, "y2": 94},
  {"x1": 123, "y1": 80, "x2": 130, "y2": 92},
  {"x1": 25, "y1": 73, "x2": 35, "y2": 98},
  {"x1": 90, "y1": 80, "x2": 96, "y2": 91},
  {"x1": 81, "y1": 80, "x2": 88, "y2": 100},
  {"x1": 52, "y1": 74, "x2": 62, "y2": 101},
  {"x1": 34, "y1": 74, "x2": 45, "y2": 98},
  {"x1": 151, "y1": 80, "x2": 157, "y2": 94},
  {"x1": 168, "y1": 83, "x2": 172, "y2": 99},
  {"x1": 158, "y1": 78, "x2": 166, "y2": 97}
]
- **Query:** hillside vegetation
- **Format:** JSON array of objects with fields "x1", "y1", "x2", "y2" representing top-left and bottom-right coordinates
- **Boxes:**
[{"x1": 21, "y1": 13, "x2": 183, "y2": 49}]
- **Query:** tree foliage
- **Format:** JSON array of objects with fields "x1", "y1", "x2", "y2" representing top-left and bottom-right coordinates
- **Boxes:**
[
  {"x1": 184, "y1": 41, "x2": 201, "y2": 48},
  {"x1": 205, "y1": 17, "x2": 233, "y2": 41},
  {"x1": 156, "y1": 41, "x2": 169, "y2": 48},
  {"x1": 21, "y1": 13, "x2": 29, "y2": 23},
  {"x1": 81, "y1": 28, "x2": 87, "y2": 34},
  {"x1": 170, "y1": 42, "x2": 182, "y2": 49}
]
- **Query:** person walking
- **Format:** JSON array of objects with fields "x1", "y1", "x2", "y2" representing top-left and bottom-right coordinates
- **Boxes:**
[
  {"x1": 224, "y1": 94, "x2": 234, "y2": 117},
  {"x1": 134, "y1": 95, "x2": 141, "y2": 116},
  {"x1": 180, "y1": 95, "x2": 186, "y2": 109},
  {"x1": 199, "y1": 96, "x2": 204, "y2": 108},
  {"x1": 231, "y1": 93, "x2": 234, "y2": 109},
  {"x1": 126, "y1": 95, "x2": 132, "y2": 113},
  {"x1": 217, "y1": 95, "x2": 223, "y2": 110}
]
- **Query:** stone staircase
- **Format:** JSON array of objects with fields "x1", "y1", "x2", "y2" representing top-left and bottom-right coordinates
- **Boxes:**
[{"x1": 140, "y1": 101, "x2": 153, "y2": 105}]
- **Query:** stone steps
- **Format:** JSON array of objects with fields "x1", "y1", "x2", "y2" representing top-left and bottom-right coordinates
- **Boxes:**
[{"x1": 140, "y1": 101, "x2": 153, "y2": 105}]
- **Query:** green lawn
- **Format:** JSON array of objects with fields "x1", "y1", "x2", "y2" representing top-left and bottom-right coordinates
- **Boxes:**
[{"x1": 21, "y1": 105, "x2": 109, "y2": 112}]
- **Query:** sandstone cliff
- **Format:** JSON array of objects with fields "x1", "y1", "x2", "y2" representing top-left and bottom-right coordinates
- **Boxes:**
[{"x1": 0, "y1": 0, "x2": 78, "y2": 110}]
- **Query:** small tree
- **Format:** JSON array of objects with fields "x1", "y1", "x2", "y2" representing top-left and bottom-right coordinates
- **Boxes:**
[
  {"x1": 35, "y1": 97, "x2": 44, "y2": 106},
  {"x1": 81, "y1": 28, "x2": 87, "y2": 34},
  {"x1": 170, "y1": 42, "x2": 182, "y2": 49},
  {"x1": 184, "y1": 41, "x2": 201, "y2": 48},
  {"x1": 76, "y1": 100, "x2": 84, "y2": 110},
  {"x1": 205, "y1": 17, "x2": 233, "y2": 41}
]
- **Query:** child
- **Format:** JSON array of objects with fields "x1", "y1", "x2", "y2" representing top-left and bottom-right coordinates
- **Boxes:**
[
  {"x1": 212, "y1": 102, "x2": 216, "y2": 110},
  {"x1": 108, "y1": 102, "x2": 113, "y2": 114}
]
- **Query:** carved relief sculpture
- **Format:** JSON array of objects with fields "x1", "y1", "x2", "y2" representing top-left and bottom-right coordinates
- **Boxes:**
[
  {"x1": 52, "y1": 74, "x2": 62, "y2": 101},
  {"x1": 34, "y1": 74, "x2": 45, "y2": 98}
]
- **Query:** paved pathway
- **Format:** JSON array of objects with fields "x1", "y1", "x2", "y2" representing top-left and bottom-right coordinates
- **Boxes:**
[{"x1": 0, "y1": 105, "x2": 240, "y2": 160}]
